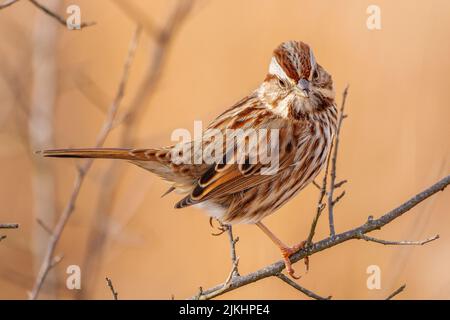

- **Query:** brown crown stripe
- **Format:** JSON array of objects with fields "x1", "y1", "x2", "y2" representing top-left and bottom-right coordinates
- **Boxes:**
[{"x1": 273, "y1": 41, "x2": 312, "y2": 82}]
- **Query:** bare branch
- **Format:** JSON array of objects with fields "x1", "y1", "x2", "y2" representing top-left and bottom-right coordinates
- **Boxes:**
[
  {"x1": 276, "y1": 273, "x2": 331, "y2": 300},
  {"x1": 189, "y1": 174, "x2": 449, "y2": 299},
  {"x1": 356, "y1": 233, "x2": 439, "y2": 246},
  {"x1": 105, "y1": 277, "x2": 119, "y2": 300},
  {"x1": 226, "y1": 226, "x2": 240, "y2": 277},
  {"x1": 29, "y1": 26, "x2": 142, "y2": 300},
  {"x1": 28, "y1": 0, "x2": 95, "y2": 29},
  {"x1": 386, "y1": 284, "x2": 406, "y2": 300},
  {"x1": 327, "y1": 85, "x2": 349, "y2": 237}
]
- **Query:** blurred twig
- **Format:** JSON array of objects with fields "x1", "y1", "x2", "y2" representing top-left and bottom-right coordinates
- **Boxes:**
[
  {"x1": 0, "y1": 0, "x2": 95, "y2": 28},
  {"x1": 79, "y1": 0, "x2": 194, "y2": 298},
  {"x1": 28, "y1": 0, "x2": 61, "y2": 298},
  {"x1": 0, "y1": 0, "x2": 20, "y2": 10},
  {"x1": 386, "y1": 284, "x2": 406, "y2": 300},
  {"x1": 105, "y1": 277, "x2": 119, "y2": 300},
  {"x1": 1, "y1": 224, "x2": 19, "y2": 243},
  {"x1": 28, "y1": 0, "x2": 95, "y2": 29},
  {"x1": 0, "y1": 223, "x2": 19, "y2": 229},
  {"x1": 28, "y1": 26, "x2": 142, "y2": 300},
  {"x1": 111, "y1": 0, "x2": 160, "y2": 37}
]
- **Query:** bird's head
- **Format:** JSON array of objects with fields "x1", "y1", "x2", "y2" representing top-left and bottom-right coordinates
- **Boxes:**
[{"x1": 259, "y1": 41, "x2": 335, "y2": 119}]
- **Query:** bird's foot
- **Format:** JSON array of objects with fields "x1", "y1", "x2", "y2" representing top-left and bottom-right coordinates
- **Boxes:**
[{"x1": 280, "y1": 240, "x2": 306, "y2": 279}]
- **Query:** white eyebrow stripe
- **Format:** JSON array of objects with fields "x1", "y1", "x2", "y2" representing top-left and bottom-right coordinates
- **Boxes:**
[{"x1": 269, "y1": 57, "x2": 289, "y2": 80}]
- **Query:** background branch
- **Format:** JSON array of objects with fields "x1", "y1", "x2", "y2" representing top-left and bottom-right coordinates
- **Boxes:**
[
  {"x1": 0, "y1": 223, "x2": 19, "y2": 229},
  {"x1": 0, "y1": 223, "x2": 19, "y2": 242},
  {"x1": 0, "y1": 0, "x2": 20, "y2": 10},
  {"x1": 28, "y1": 0, "x2": 95, "y2": 29},
  {"x1": 28, "y1": 0, "x2": 61, "y2": 297},
  {"x1": 79, "y1": 1, "x2": 194, "y2": 298},
  {"x1": 105, "y1": 277, "x2": 119, "y2": 300},
  {"x1": 386, "y1": 284, "x2": 406, "y2": 300},
  {"x1": 28, "y1": 26, "x2": 142, "y2": 300}
]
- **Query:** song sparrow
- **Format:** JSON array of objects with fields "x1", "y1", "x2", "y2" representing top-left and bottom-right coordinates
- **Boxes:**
[{"x1": 40, "y1": 41, "x2": 337, "y2": 278}]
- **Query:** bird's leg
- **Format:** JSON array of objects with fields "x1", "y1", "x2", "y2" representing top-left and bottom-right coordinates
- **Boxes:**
[{"x1": 256, "y1": 222, "x2": 306, "y2": 279}]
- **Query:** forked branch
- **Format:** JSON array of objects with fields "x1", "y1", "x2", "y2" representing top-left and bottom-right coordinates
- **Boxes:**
[
  {"x1": 189, "y1": 174, "x2": 448, "y2": 300},
  {"x1": 1, "y1": 0, "x2": 96, "y2": 28}
]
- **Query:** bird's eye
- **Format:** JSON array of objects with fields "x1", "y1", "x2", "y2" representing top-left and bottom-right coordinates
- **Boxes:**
[
  {"x1": 278, "y1": 78, "x2": 287, "y2": 88},
  {"x1": 312, "y1": 69, "x2": 319, "y2": 81}
]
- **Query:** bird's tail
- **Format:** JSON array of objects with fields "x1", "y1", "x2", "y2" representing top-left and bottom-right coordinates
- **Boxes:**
[
  {"x1": 36, "y1": 148, "x2": 170, "y2": 163},
  {"x1": 37, "y1": 147, "x2": 194, "y2": 194},
  {"x1": 38, "y1": 148, "x2": 146, "y2": 160}
]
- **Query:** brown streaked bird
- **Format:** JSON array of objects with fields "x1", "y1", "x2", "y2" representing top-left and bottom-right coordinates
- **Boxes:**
[{"x1": 40, "y1": 41, "x2": 337, "y2": 278}]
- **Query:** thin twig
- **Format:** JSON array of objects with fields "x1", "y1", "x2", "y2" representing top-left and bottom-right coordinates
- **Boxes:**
[
  {"x1": 334, "y1": 180, "x2": 348, "y2": 189},
  {"x1": 332, "y1": 190, "x2": 346, "y2": 206},
  {"x1": 386, "y1": 284, "x2": 406, "y2": 300},
  {"x1": 356, "y1": 233, "x2": 439, "y2": 246},
  {"x1": 28, "y1": 0, "x2": 95, "y2": 29},
  {"x1": 312, "y1": 180, "x2": 321, "y2": 190},
  {"x1": 0, "y1": 223, "x2": 19, "y2": 229},
  {"x1": 306, "y1": 144, "x2": 333, "y2": 246},
  {"x1": 36, "y1": 218, "x2": 52, "y2": 235},
  {"x1": 189, "y1": 174, "x2": 449, "y2": 299},
  {"x1": 111, "y1": 0, "x2": 160, "y2": 37},
  {"x1": 0, "y1": 223, "x2": 19, "y2": 243},
  {"x1": 0, "y1": 0, "x2": 20, "y2": 10},
  {"x1": 327, "y1": 85, "x2": 349, "y2": 237},
  {"x1": 226, "y1": 226, "x2": 240, "y2": 276},
  {"x1": 29, "y1": 26, "x2": 142, "y2": 300},
  {"x1": 105, "y1": 277, "x2": 119, "y2": 300},
  {"x1": 276, "y1": 273, "x2": 331, "y2": 300}
]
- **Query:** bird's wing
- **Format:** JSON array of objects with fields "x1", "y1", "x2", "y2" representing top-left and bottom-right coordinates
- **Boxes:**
[{"x1": 175, "y1": 104, "x2": 310, "y2": 208}]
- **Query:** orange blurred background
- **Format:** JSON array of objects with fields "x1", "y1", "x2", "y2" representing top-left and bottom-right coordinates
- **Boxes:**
[{"x1": 0, "y1": 0, "x2": 449, "y2": 299}]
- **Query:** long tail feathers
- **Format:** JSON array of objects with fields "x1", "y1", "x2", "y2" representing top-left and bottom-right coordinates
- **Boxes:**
[
  {"x1": 38, "y1": 147, "x2": 194, "y2": 196},
  {"x1": 38, "y1": 148, "x2": 152, "y2": 161}
]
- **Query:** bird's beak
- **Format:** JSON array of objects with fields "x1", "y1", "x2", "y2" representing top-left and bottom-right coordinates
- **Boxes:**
[{"x1": 297, "y1": 79, "x2": 310, "y2": 98}]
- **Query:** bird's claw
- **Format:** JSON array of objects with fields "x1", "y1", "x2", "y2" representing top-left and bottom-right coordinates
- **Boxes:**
[{"x1": 280, "y1": 241, "x2": 306, "y2": 279}]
